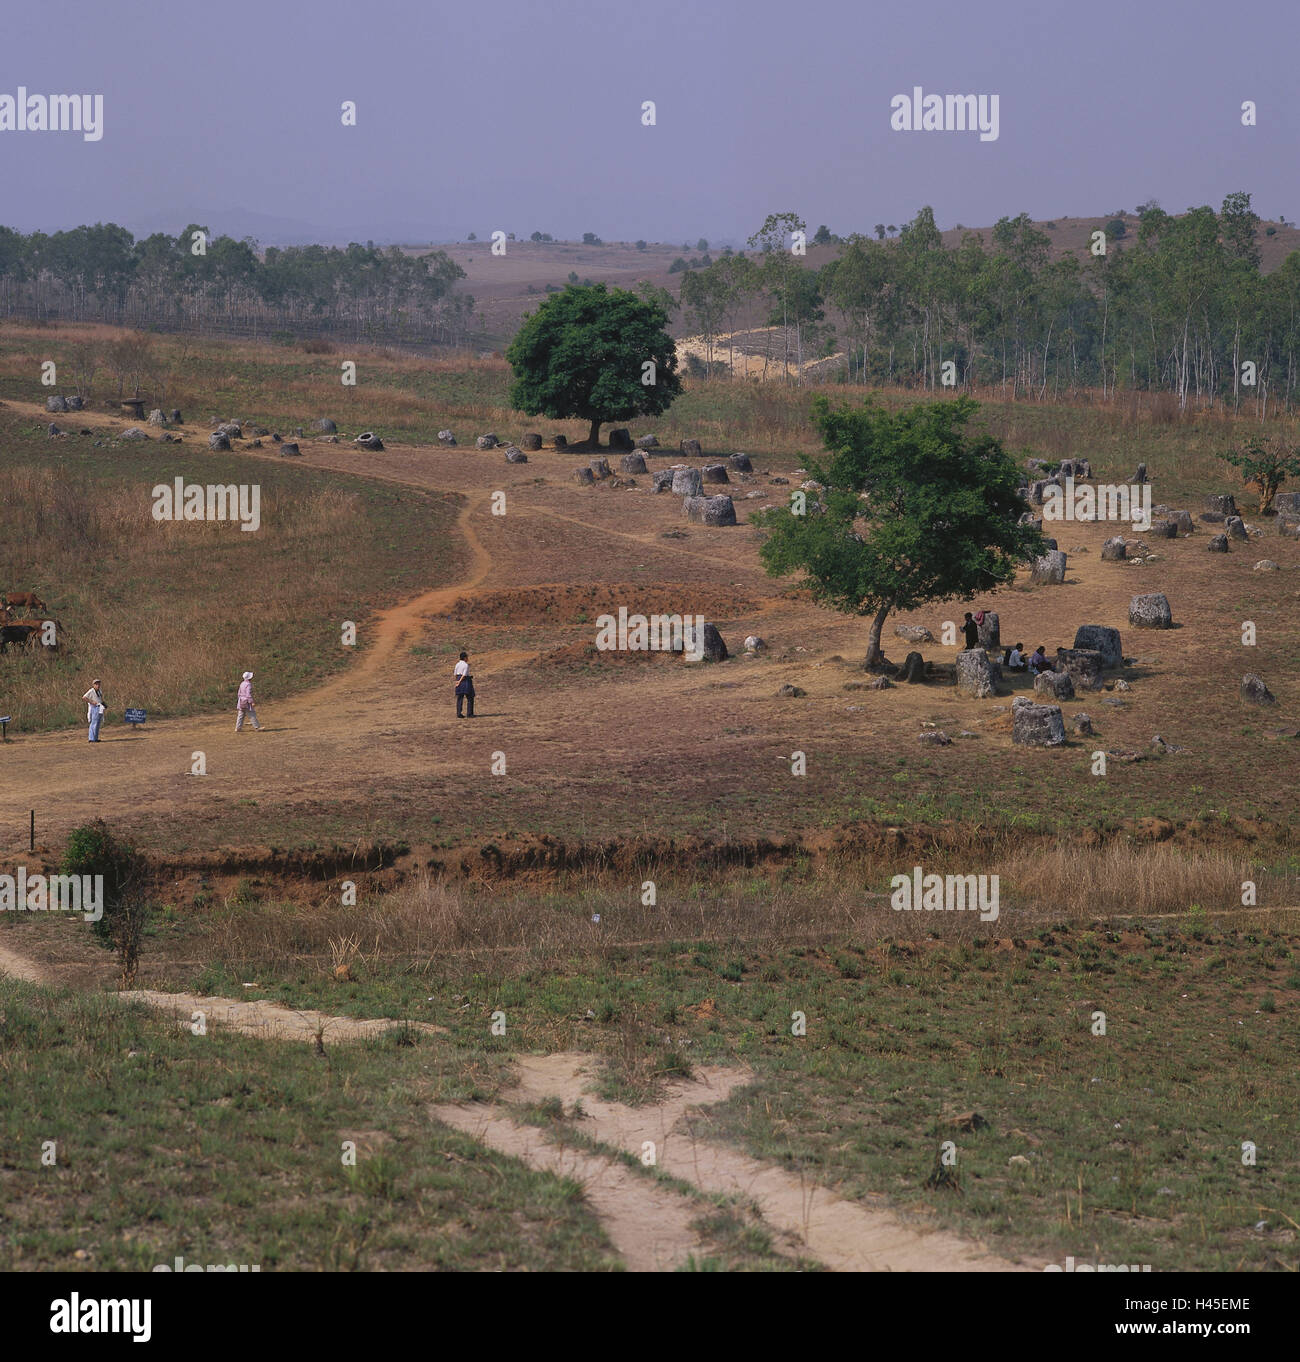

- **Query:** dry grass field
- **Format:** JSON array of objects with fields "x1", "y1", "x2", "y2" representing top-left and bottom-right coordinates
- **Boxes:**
[{"x1": 1, "y1": 320, "x2": 1297, "y2": 1276}]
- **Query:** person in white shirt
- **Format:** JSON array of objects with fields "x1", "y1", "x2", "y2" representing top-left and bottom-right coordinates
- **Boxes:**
[
  {"x1": 1005, "y1": 643, "x2": 1027, "y2": 672},
  {"x1": 83, "y1": 678, "x2": 106, "y2": 742},
  {"x1": 454, "y1": 651, "x2": 475, "y2": 718}
]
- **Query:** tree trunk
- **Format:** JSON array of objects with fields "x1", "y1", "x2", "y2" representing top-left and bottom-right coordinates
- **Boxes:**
[
  {"x1": 863, "y1": 601, "x2": 892, "y2": 669},
  {"x1": 587, "y1": 418, "x2": 601, "y2": 448}
]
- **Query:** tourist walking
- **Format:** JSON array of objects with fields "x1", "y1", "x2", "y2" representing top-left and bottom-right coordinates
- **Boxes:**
[
  {"x1": 83, "y1": 678, "x2": 105, "y2": 742},
  {"x1": 454, "y1": 651, "x2": 475, "y2": 718},
  {"x1": 236, "y1": 671, "x2": 262, "y2": 731},
  {"x1": 962, "y1": 612, "x2": 980, "y2": 649}
]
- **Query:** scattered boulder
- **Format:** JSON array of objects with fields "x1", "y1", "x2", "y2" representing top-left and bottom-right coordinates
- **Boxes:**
[
  {"x1": 895, "y1": 624, "x2": 934, "y2": 644},
  {"x1": 1073, "y1": 626, "x2": 1122, "y2": 669},
  {"x1": 769, "y1": 476, "x2": 790, "y2": 486},
  {"x1": 1150, "y1": 734, "x2": 1186, "y2": 754},
  {"x1": 169, "y1": 409, "x2": 182, "y2": 423},
  {"x1": 504, "y1": 446, "x2": 528, "y2": 463},
  {"x1": 120, "y1": 427, "x2": 148, "y2": 441},
  {"x1": 574, "y1": 468, "x2": 595, "y2": 485},
  {"x1": 744, "y1": 636, "x2": 766, "y2": 652},
  {"x1": 1072, "y1": 712, "x2": 1094, "y2": 736},
  {"x1": 279, "y1": 442, "x2": 301, "y2": 456},
  {"x1": 65, "y1": 395, "x2": 84, "y2": 412},
  {"x1": 621, "y1": 452, "x2": 647, "y2": 473},
  {"x1": 476, "y1": 433, "x2": 499, "y2": 450},
  {"x1": 161, "y1": 432, "x2": 176, "y2": 443},
  {"x1": 917, "y1": 730, "x2": 952, "y2": 745},
  {"x1": 1031, "y1": 550, "x2": 1068, "y2": 584},
  {"x1": 1206, "y1": 493, "x2": 1237, "y2": 517},
  {"x1": 1035, "y1": 669, "x2": 1076, "y2": 701},
  {"x1": 1055, "y1": 647, "x2": 1105, "y2": 691},
  {"x1": 1101, "y1": 535, "x2": 1127, "y2": 562},
  {"x1": 608, "y1": 428, "x2": 633, "y2": 452},
  {"x1": 46, "y1": 395, "x2": 67, "y2": 412},
  {"x1": 1254, "y1": 559, "x2": 1280, "y2": 572},
  {"x1": 955, "y1": 648, "x2": 998, "y2": 698},
  {"x1": 313, "y1": 418, "x2": 337, "y2": 433},
  {"x1": 1132, "y1": 462, "x2": 1147, "y2": 484},
  {"x1": 1169, "y1": 509, "x2": 1194, "y2": 534},
  {"x1": 635, "y1": 434, "x2": 659, "y2": 450},
  {"x1": 728, "y1": 453, "x2": 753, "y2": 472},
  {"x1": 1225, "y1": 515, "x2": 1248, "y2": 540},
  {"x1": 1207, "y1": 534, "x2": 1229, "y2": 553},
  {"x1": 1129, "y1": 593, "x2": 1172, "y2": 628},
  {"x1": 684, "y1": 494, "x2": 738, "y2": 526},
  {"x1": 589, "y1": 457, "x2": 612, "y2": 479},
  {"x1": 1270, "y1": 490, "x2": 1300, "y2": 515},
  {"x1": 553, "y1": 434, "x2": 568, "y2": 450},
  {"x1": 777, "y1": 683, "x2": 806, "y2": 698},
  {"x1": 147, "y1": 409, "x2": 167, "y2": 427},
  {"x1": 686, "y1": 622, "x2": 728, "y2": 662},
  {"x1": 46, "y1": 422, "x2": 60, "y2": 437},
  {"x1": 1241, "y1": 674, "x2": 1276, "y2": 705},
  {"x1": 1113, "y1": 678, "x2": 1131, "y2": 692},
  {"x1": 218, "y1": 422, "x2": 242, "y2": 439},
  {"x1": 702, "y1": 463, "x2": 730, "y2": 484},
  {"x1": 869, "y1": 676, "x2": 894, "y2": 690},
  {"x1": 900, "y1": 651, "x2": 927, "y2": 684},
  {"x1": 680, "y1": 439, "x2": 702, "y2": 459},
  {"x1": 672, "y1": 468, "x2": 703, "y2": 497},
  {"x1": 1200, "y1": 511, "x2": 1226, "y2": 524},
  {"x1": 1149, "y1": 519, "x2": 1178, "y2": 538},
  {"x1": 1012, "y1": 697, "x2": 1067, "y2": 747},
  {"x1": 1278, "y1": 516, "x2": 1300, "y2": 538},
  {"x1": 355, "y1": 432, "x2": 384, "y2": 451},
  {"x1": 521, "y1": 433, "x2": 542, "y2": 451},
  {"x1": 651, "y1": 469, "x2": 676, "y2": 493},
  {"x1": 977, "y1": 612, "x2": 1000, "y2": 649}
]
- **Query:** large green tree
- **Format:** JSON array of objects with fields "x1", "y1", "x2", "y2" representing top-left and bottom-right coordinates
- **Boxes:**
[
  {"x1": 756, "y1": 396, "x2": 1044, "y2": 667},
  {"x1": 506, "y1": 283, "x2": 681, "y2": 447}
]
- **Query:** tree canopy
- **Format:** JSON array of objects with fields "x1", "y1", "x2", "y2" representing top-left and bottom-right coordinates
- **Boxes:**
[
  {"x1": 756, "y1": 396, "x2": 1044, "y2": 665},
  {"x1": 505, "y1": 282, "x2": 682, "y2": 447}
]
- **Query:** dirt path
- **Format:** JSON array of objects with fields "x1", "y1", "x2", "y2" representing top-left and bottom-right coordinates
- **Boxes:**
[
  {"x1": 433, "y1": 1051, "x2": 1028, "y2": 1272},
  {"x1": 0, "y1": 939, "x2": 53, "y2": 984},
  {"x1": 429, "y1": 1102, "x2": 708, "y2": 1270},
  {"x1": 115, "y1": 988, "x2": 445, "y2": 1043}
]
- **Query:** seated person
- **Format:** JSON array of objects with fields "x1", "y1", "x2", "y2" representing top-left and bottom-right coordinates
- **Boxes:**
[
  {"x1": 1027, "y1": 645, "x2": 1052, "y2": 675},
  {"x1": 1004, "y1": 642, "x2": 1028, "y2": 671}
]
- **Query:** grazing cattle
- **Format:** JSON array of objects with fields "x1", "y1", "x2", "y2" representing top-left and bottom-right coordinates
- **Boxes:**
[
  {"x1": 0, "y1": 623, "x2": 38, "y2": 653},
  {"x1": 3, "y1": 592, "x2": 48, "y2": 617}
]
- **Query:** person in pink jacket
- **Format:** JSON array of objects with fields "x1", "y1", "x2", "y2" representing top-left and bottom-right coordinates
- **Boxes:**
[{"x1": 236, "y1": 671, "x2": 262, "y2": 731}]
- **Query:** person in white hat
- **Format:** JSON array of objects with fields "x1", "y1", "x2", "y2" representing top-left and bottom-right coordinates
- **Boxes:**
[{"x1": 236, "y1": 671, "x2": 262, "y2": 731}]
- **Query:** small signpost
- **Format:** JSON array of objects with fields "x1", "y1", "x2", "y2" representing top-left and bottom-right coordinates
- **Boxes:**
[
  {"x1": 124, "y1": 708, "x2": 147, "y2": 733},
  {"x1": 0, "y1": 715, "x2": 10, "y2": 741}
]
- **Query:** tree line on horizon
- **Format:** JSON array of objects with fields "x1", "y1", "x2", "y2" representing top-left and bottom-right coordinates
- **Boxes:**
[
  {"x1": 678, "y1": 194, "x2": 1300, "y2": 411},
  {"x1": 0, "y1": 223, "x2": 476, "y2": 347}
]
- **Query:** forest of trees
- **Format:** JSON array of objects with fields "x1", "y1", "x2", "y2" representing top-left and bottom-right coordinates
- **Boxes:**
[
  {"x1": 680, "y1": 194, "x2": 1300, "y2": 411},
  {"x1": 0, "y1": 223, "x2": 476, "y2": 347}
]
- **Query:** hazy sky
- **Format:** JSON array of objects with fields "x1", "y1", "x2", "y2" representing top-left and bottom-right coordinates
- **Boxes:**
[{"x1": 3, "y1": 0, "x2": 1296, "y2": 245}]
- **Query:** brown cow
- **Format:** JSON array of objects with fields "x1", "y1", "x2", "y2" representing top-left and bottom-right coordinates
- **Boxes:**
[{"x1": 3, "y1": 592, "x2": 48, "y2": 616}]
